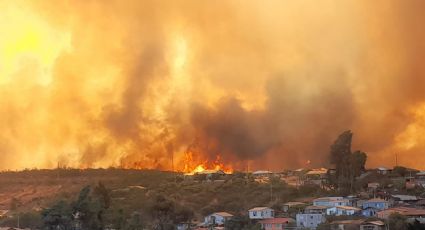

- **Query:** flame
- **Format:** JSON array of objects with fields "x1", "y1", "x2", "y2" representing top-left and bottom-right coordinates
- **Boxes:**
[{"x1": 181, "y1": 152, "x2": 233, "y2": 175}]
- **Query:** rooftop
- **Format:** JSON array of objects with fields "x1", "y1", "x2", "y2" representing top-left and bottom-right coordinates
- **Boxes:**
[
  {"x1": 305, "y1": 205, "x2": 328, "y2": 210},
  {"x1": 283, "y1": 201, "x2": 305, "y2": 206},
  {"x1": 378, "y1": 207, "x2": 425, "y2": 216},
  {"x1": 249, "y1": 207, "x2": 272, "y2": 211},
  {"x1": 334, "y1": 206, "x2": 361, "y2": 211},
  {"x1": 259, "y1": 218, "x2": 294, "y2": 224},
  {"x1": 367, "y1": 198, "x2": 388, "y2": 203},
  {"x1": 212, "y1": 212, "x2": 233, "y2": 217},
  {"x1": 392, "y1": 195, "x2": 418, "y2": 201},
  {"x1": 252, "y1": 170, "x2": 273, "y2": 175}
]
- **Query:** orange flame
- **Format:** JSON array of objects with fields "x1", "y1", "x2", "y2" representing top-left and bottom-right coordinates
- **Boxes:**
[{"x1": 182, "y1": 152, "x2": 233, "y2": 175}]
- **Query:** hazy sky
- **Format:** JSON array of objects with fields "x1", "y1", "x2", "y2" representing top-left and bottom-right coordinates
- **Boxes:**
[{"x1": 0, "y1": 0, "x2": 424, "y2": 170}]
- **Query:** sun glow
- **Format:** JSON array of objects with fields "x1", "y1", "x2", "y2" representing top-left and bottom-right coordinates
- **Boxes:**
[{"x1": 0, "y1": 1, "x2": 70, "y2": 85}]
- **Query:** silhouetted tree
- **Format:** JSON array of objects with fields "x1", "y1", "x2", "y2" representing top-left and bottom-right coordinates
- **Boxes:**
[
  {"x1": 42, "y1": 200, "x2": 73, "y2": 230},
  {"x1": 329, "y1": 130, "x2": 367, "y2": 193}
]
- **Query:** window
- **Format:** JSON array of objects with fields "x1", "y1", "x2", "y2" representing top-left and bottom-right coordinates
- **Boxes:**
[{"x1": 253, "y1": 211, "x2": 257, "y2": 216}]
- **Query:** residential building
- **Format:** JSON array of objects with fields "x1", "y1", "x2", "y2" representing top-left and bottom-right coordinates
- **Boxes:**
[
  {"x1": 360, "y1": 220, "x2": 385, "y2": 230},
  {"x1": 204, "y1": 212, "x2": 233, "y2": 226},
  {"x1": 259, "y1": 217, "x2": 294, "y2": 230},
  {"x1": 326, "y1": 206, "x2": 361, "y2": 216},
  {"x1": 377, "y1": 207, "x2": 425, "y2": 223},
  {"x1": 282, "y1": 202, "x2": 305, "y2": 212},
  {"x1": 248, "y1": 207, "x2": 274, "y2": 219},
  {"x1": 252, "y1": 170, "x2": 273, "y2": 177},
  {"x1": 313, "y1": 197, "x2": 350, "y2": 207},
  {"x1": 362, "y1": 198, "x2": 389, "y2": 213},
  {"x1": 376, "y1": 167, "x2": 391, "y2": 175},
  {"x1": 391, "y1": 194, "x2": 419, "y2": 205},
  {"x1": 296, "y1": 213, "x2": 325, "y2": 229},
  {"x1": 362, "y1": 207, "x2": 380, "y2": 217},
  {"x1": 304, "y1": 205, "x2": 328, "y2": 214},
  {"x1": 329, "y1": 219, "x2": 365, "y2": 230}
]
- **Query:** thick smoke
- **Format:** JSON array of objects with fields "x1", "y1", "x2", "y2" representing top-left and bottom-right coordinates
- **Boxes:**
[{"x1": 0, "y1": 0, "x2": 425, "y2": 170}]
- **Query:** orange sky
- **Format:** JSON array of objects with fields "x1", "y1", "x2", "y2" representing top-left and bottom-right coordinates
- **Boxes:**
[{"x1": 0, "y1": 0, "x2": 424, "y2": 170}]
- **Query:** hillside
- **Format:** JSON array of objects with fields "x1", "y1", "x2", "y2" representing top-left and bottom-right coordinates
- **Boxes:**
[{"x1": 0, "y1": 169, "x2": 328, "y2": 229}]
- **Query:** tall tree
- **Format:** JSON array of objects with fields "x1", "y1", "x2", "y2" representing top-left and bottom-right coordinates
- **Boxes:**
[
  {"x1": 329, "y1": 130, "x2": 367, "y2": 193},
  {"x1": 42, "y1": 200, "x2": 73, "y2": 230}
]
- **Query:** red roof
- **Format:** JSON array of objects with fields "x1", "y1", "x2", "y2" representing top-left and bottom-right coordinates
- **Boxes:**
[{"x1": 259, "y1": 218, "x2": 294, "y2": 224}]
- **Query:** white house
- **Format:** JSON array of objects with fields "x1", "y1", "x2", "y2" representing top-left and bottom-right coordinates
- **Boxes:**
[
  {"x1": 204, "y1": 212, "x2": 233, "y2": 225},
  {"x1": 296, "y1": 213, "x2": 325, "y2": 229},
  {"x1": 326, "y1": 206, "x2": 361, "y2": 216},
  {"x1": 304, "y1": 205, "x2": 328, "y2": 214},
  {"x1": 313, "y1": 197, "x2": 350, "y2": 207},
  {"x1": 248, "y1": 207, "x2": 274, "y2": 219}
]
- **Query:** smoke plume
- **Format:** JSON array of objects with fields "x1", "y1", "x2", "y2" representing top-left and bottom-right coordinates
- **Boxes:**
[{"x1": 0, "y1": 0, "x2": 424, "y2": 170}]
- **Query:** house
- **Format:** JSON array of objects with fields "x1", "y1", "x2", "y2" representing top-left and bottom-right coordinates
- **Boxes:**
[
  {"x1": 360, "y1": 220, "x2": 386, "y2": 230},
  {"x1": 248, "y1": 207, "x2": 274, "y2": 219},
  {"x1": 377, "y1": 207, "x2": 425, "y2": 223},
  {"x1": 305, "y1": 168, "x2": 329, "y2": 186},
  {"x1": 252, "y1": 170, "x2": 273, "y2": 177},
  {"x1": 304, "y1": 205, "x2": 328, "y2": 214},
  {"x1": 204, "y1": 212, "x2": 233, "y2": 226},
  {"x1": 329, "y1": 219, "x2": 365, "y2": 230},
  {"x1": 362, "y1": 198, "x2": 389, "y2": 210},
  {"x1": 368, "y1": 182, "x2": 380, "y2": 190},
  {"x1": 296, "y1": 213, "x2": 325, "y2": 229},
  {"x1": 313, "y1": 197, "x2": 350, "y2": 207},
  {"x1": 259, "y1": 218, "x2": 295, "y2": 230},
  {"x1": 362, "y1": 207, "x2": 381, "y2": 217},
  {"x1": 326, "y1": 206, "x2": 361, "y2": 216},
  {"x1": 415, "y1": 171, "x2": 425, "y2": 187},
  {"x1": 376, "y1": 167, "x2": 391, "y2": 175},
  {"x1": 391, "y1": 194, "x2": 418, "y2": 205},
  {"x1": 282, "y1": 202, "x2": 306, "y2": 212}
]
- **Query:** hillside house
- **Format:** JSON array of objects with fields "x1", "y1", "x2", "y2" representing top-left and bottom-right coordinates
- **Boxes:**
[
  {"x1": 362, "y1": 198, "x2": 389, "y2": 211},
  {"x1": 259, "y1": 218, "x2": 295, "y2": 230},
  {"x1": 204, "y1": 212, "x2": 233, "y2": 226},
  {"x1": 376, "y1": 167, "x2": 391, "y2": 175},
  {"x1": 360, "y1": 220, "x2": 386, "y2": 230},
  {"x1": 296, "y1": 213, "x2": 325, "y2": 229},
  {"x1": 362, "y1": 207, "x2": 380, "y2": 217},
  {"x1": 248, "y1": 207, "x2": 274, "y2": 219},
  {"x1": 329, "y1": 219, "x2": 365, "y2": 230},
  {"x1": 304, "y1": 205, "x2": 328, "y2": 214},
  {"x1": 313, "y1": 197, "x2": 350, "y2": 207},
  {"x1": 282, "y1": 202, "x2": 306, "y2": 212},
  {"x1": 391, "y1": 194, "x2": 418, "y2": 205},
  {"x1": 377, "y1": 207, "x2": 425, "y2": 222},
  {"x1": 326, "y1": 206, "x2": 361, "y2": 216}
]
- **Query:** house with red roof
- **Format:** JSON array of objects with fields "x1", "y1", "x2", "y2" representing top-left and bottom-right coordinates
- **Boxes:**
[{"x1": 259, "y1": 218, "x2": 295, "y2": 230}]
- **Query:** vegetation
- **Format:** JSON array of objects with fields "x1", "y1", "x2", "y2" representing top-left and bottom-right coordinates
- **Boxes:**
[{"x1": 329, "y1": 130, "x2": 367, "y2": 194}]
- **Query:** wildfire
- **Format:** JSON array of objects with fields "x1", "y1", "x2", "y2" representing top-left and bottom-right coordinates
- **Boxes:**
[{"x1": 182, "y1": 152, "x2": 233, "y2": 175}]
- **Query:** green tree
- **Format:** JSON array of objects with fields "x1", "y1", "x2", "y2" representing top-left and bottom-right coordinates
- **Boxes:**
[
  {"x1": 349, "y1": 151, "x2": 367, "y2": 191},
  {"x1": 329, "y1": 131, "x2": 367, "y2": 193},
  {"x1": 72, "y1": 182, "x2": 111, "y2": 230},
  {"x1": 42, "y1": 200, "x2": 73, "y2": 230}
]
